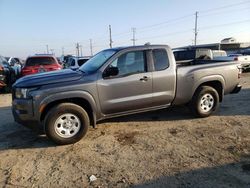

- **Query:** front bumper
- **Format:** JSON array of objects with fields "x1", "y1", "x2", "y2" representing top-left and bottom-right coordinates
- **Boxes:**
[
  {"x1": 230, "y1": 84, "x2": 242, "y2": 94},
  {"x1": 12, "y1": 98, "x2": 43, "y2": 131}
]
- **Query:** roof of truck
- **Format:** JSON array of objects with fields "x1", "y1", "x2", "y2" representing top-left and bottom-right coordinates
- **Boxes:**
[{"x1": 110, "y1": 44, "x2": 169, "y2": 51}]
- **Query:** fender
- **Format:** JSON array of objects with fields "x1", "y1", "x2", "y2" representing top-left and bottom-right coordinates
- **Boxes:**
[
  {"x1": 38, "y1": 90, "x2": 99, "y2": 120},
  {"x1": 191, "y1": 74, "x2": 225, "y2": 99},
  {"x1": 173, "y1": 74, "x2": 225, "y2": 105}
]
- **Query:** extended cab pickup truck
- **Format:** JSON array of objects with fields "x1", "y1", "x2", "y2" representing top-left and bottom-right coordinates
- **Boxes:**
[{"x1": 12, "y1": 45, "x2": 242, "y2": 145}]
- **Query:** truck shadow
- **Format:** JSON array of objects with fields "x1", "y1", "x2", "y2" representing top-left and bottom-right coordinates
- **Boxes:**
[
  {"x1": 0, "y1": 106, "x2": 56, "y2": 150},
  {"x1": 0, "y1": 129, "x2": 55, "y2": 150},
  {"x1": 132, "y1": 159, "x2": 250, "y2": 188},
  {"x1": 100, "y1": 106, "x2": 194, "y2": 124}
]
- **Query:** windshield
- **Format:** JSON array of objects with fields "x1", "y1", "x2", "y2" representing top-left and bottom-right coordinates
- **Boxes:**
[
  {"x1": 79, "y1": 49, "x2": 116, "y2": 73},
  {"x1": 25, "y1": 57, "x2": 56, "y2": 66}
]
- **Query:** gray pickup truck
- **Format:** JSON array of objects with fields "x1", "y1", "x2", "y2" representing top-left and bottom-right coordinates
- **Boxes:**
[{"x1": 12, "y1": 45, "x2": 242, "y2": 144}]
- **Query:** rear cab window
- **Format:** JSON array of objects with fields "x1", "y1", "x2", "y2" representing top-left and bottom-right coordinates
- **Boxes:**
[
  {"x1": 174, "y1": 50, "x2": 195, "y2": 61},
  {"x1": 152, "y1": 49, "x2": 169, "y2": 71},
  {"x1": 25, "y1": 57, "x2": 56, "y2": 66}
]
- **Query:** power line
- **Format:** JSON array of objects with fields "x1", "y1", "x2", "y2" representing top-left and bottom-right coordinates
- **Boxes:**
[
  {"x1": 199, "y1": 0, "x2": 250, "y2": 13},
  {"x1": 199, "y1": 19, "x2": 250, "y2": 30},
  {"x1": 137, "y1": 14, "x2": 193, "y2": 31},
  {"x1": 137, "y1": 28, "x2": 192, "y2": 40},
  {"x1": 40, "y1": 0, "x2": 250, "y2": 55},
  {"x1": 199, "y1": 6, "x2": 250, "y2": 18}
]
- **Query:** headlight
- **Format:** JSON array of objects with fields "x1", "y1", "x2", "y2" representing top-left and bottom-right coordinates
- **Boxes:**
[{"x1": 15, "y1": 88, "x2": 33, "y2": 99}]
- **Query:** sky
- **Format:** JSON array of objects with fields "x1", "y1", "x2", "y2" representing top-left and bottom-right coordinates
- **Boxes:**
[{"x1": 0, "y1": 0, "x2": 250, "y2": 58}]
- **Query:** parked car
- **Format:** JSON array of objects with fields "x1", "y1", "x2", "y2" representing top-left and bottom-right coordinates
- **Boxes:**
[
  {"x1": 21, "y1": 55, "x2": 62, "y2": 77},
  {"x1": 213, "y1": 53, "x2": 250, "y2": 71},
  {"x1": 5, "y1": 57, "x2": 22, "y2": 77},
  {"x1": 0, "y1": 56, "x2": 16, "y2": 91},
  {"x1": 65, "y1": 56, "x2": 91, "y2": 69},
  {"x1": 12, "y1": 45, "x2": 242, "y2": 145}
]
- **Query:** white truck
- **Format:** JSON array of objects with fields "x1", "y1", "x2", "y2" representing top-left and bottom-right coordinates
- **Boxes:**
[{"x1": 174, "y1": 49, "x2": 250, "y2": 71}]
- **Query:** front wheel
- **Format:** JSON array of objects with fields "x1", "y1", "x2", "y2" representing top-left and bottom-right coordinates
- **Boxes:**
[
  {"x1": 44, "y1": 103, "x2": 89, "y2": 145},
  {"x1": 189, "y1": 86, "x2": 219, "y2": 118}
]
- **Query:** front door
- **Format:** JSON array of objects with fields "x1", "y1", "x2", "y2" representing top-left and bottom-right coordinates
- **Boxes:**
[{"x1": 97, "y1": 50, "x2": 153, "y2": 115}]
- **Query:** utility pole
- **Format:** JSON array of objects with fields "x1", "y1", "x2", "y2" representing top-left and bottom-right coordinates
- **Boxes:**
[
  {"x1": 131, "y1": 27, "x2": 137, "y2": 46},
  {"x1": 62, "y1": 47, "x2": 64, "y2": 56},
  {"x1": 194, "y1": 11, "x2": 198, "y2": 46},
  {"x1": 90, "y1": 39, "x2": 93, "y2": 56},
  {"x1": 79, "y1": 45, "x2": 83, "y2": 56},
  {"x1": 46, "y1": 45, "x2": 49, "y2": 54},
  {"x1": 50, "y1": 49, "x2": 54, "y2": 55},
  {"x1": 109, "y1": 25, "x2": 113, "y2": 48},
  {"x1": 76, "y1": 43, "x2": 80, "y2": 56}
]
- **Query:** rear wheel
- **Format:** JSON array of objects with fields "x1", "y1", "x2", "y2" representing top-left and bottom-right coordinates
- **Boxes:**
[
  {"x1": 44, "y1": 103, "x2": 89, "y2": 145},
  {"x1": 189, "y1": 86, "x2": 219, "y2": 117}
]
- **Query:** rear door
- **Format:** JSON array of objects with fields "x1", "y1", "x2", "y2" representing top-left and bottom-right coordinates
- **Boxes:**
[
  {"x1": 97, "y1": 50, "x2": 153, "y2": 115},
  {"x1": 151, "y1": 49, "x2": 176, "y2": 106}
]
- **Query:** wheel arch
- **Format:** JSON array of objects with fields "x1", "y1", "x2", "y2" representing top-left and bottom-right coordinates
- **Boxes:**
[
  {"x1": 194, "y1": 80, "x2": 224, "y2": 102},
  {"x1": 39, "y1": 91, "x2": 97, "y2": 127},
  {"x1": 193, "y1": 75, "x2": 225, "y2": 102}
]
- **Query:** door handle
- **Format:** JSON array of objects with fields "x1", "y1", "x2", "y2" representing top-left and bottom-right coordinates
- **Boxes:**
[{"x1": 139, "y1": 76, "x2": 149, "y2": 81}]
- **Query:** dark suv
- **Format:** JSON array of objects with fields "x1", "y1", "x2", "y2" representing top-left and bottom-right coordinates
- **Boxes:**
[{"x1": 0, "y1": 55, "x2": 15, "y2": 91}]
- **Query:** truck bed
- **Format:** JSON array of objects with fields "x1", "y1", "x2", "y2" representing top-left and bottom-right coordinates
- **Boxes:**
[
  {"x1": 173, "y1": 61, "x2": 241, "y2": 105},
  {"x1": 176, "y1": 59, "x2": 231, "y2": 66}
]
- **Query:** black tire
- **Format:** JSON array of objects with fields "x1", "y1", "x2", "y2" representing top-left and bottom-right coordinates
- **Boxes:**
[
  {"x1": 189, "y1": 86, "x2": 219, "y2": 118},
  {"x1": 44, "y1": 103, "x2": 89, "y2": 145}
]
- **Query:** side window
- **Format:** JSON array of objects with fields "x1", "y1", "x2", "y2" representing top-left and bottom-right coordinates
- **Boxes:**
[
  {"x1": 70, "y1": 59, "x2": 75, "y2": 66},
  {"x1": 109, "y1": 51, "x2": 146, "y2": 77},
  {"x1": 78, "y1": 59, "x2": 88, "y2": 66},
  {"x1": 152, "y1": 49, "x2": 169, "y2": 71}
]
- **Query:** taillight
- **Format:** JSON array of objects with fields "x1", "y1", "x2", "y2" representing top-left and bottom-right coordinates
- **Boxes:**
[
  {"x1": 51, "y1": 65, "x2": 62, "y2": 71},
  {"x1": 21, "y1": 68, "x2": 37, "y2": 76},
  {"x1": 0, "y1": 65, "x2": 3, "y2": 71},
  {"x1": 52, "y1": 67, "x2": 61, "y2": 70}
]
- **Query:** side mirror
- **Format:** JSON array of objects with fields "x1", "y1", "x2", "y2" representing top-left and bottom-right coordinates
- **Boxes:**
[{"x1": 103, "y1": 66, "x2": 119, "y2": 78}]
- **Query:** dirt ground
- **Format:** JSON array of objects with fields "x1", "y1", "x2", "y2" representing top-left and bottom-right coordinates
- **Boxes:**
[{"x1": 0, "y1": 73, "x2": 250, "y2": 188}]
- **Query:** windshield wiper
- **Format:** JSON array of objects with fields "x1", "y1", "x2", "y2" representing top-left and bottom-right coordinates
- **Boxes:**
[{"x1": 77, "y1": 69, "x2": 85, "y2": 73}]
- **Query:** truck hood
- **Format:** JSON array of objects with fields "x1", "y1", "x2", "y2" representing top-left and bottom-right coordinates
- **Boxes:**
[{"x1": 14, "y1": 69, "x2": 83, "y2": 88}]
